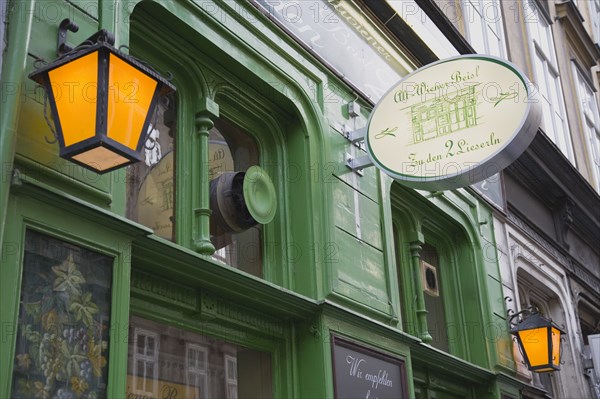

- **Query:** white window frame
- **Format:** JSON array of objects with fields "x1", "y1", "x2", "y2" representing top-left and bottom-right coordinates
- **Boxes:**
[
  {"x1": 591, "y1": 0, "x2": 600, "y2": 45},
  {"x1": 572, "y1": 62, "x2": 600, "y2": 191},
  {"x1": 186, "y1": 343, "x2": 209, "y2": 399},
  {"x1": 224, "y1": 354, "x2": 238, "y2": 399},
  {"x1": 461, "y1": 0, "x2": 508, "y2": 58},
  {"x1": 132, "y1": 328, "x2": 159, "y2": 397},
  {"x1": 213, "y1": 243, "x2": 238, "y2": 266},
  {"x1": 524, "y1": 0, "x2": 575, "y2": 163}
]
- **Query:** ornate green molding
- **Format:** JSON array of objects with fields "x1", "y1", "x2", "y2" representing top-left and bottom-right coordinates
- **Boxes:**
[
  {"x1": 193, "y1": 98, "x2": 219, "y2": 254},
  {"x1": 217, "y1": 299, "x2": 285, "y2": 337},
  {"x1": 409, "y1": 239, "x2": 432, "y2": 344},
  {"x1": 130, "y1": 270, "x2": 285, "y2": 337},
  {"x1": 131, "y1": 269, "x2": 198, "y2": 311}
]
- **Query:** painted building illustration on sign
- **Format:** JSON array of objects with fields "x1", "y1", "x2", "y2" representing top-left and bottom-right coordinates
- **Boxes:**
[
  {"x1": 410, "y1": 85, "x2": 479, "y2": 145},
  {"x1": 366, "y1": 56, "x2": 541, "y2": 190}
]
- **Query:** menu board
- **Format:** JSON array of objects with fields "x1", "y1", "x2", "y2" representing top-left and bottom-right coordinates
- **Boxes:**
[{"x1": 332, "y1": 336, "x2": 408, "y2": 399}]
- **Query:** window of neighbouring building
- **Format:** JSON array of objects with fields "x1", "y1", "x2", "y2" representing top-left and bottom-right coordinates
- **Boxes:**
[
  {"x1": 524, "y1": 0, "x2": 575, "y2": 163},
  {"x1": 578, "y1": 301, "x2": 600, "y2": 347},
  {"x1": 590, "y1": 0, "x2": 600, "y2": 44},
  {"x1": 11, "y1": 230, "x2": 113, "y2": 399},
  {"x1": 577, "y1": 300, "x2": 600, "y2": 397},
  {"x1": 461, "y1": 0, "x2": 507, "y2": 58},
  {"x1": 572, "y1": 62, "x2": 600, "y2": 192},
  {"x1": 127, "y1": 316, "x2": 273, "y2": 399},
  {"x1": 460, "y1": 0, "x2": 508, "y2": 210}
]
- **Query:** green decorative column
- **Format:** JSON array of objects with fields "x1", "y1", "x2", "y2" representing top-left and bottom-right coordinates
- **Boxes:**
[
  {"x1": 410, "y1": 232, "x2": 432, "y2": 343},
  {"x1": 193, "y1": 98, "x2": 219, "y2": 254}
]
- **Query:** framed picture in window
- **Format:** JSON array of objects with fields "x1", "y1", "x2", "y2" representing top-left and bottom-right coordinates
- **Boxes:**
[{"x1": 11, "y1": 230, "x2": 113, "y2": 399}]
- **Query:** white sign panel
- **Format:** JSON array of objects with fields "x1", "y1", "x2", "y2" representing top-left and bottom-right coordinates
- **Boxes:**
[
  {"x1": 252, "y1": 0, "x2": 406, "y2": 101},
  {"x1": 366, "y1": 55, "x2": 541, "y2": 190}
]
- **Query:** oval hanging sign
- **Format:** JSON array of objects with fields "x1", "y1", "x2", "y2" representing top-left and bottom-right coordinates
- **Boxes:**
[{"x1": 366, "y1": 55, "x2": 541, "y2": 190}]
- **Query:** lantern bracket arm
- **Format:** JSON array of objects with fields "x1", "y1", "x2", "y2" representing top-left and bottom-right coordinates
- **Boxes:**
[
  {"x1": 508, "y1": 305, "x2": 539, "y2": 329},
  {"x1": 51, "y1": 20, "x2": 172, "y2": 93},
  {"x1": 57, "y1": 19, "x2": 79, "y2": 57},
  {"x1": 57, "y1": 18, "x2": 115, "y2": 57}
]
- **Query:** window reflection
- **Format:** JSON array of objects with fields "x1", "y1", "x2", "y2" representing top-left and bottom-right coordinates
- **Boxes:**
[
  {"x1": 127, "y1": 94, "x2": 176, "y2": 241},
  {"x1": 209, "y1": 118, "x2": 262, "y2": 277},
  {"x1": 127, "y1": 316, "x2": 272, "y2": 399}
]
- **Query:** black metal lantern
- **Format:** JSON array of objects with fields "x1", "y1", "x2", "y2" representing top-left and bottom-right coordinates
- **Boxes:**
[
  {"x1": 510, "y1": 308, "x2": 565, "y2": 372},
  {"x1": 28, "y1": 19, "x2": 175, "y2": 173}
]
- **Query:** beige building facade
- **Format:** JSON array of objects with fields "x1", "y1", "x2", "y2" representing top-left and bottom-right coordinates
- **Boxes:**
[{"x1": 428, "y1": 0, "x2": 600, "y2": 397}]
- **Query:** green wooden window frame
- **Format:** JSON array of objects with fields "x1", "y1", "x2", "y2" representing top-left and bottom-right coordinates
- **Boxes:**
[
  {"x1": 127, "y1": 279, "x2": 286, "y2": 398},
  {"x1": 0, "y1": 194, "x2": 134, "y2": 398},
  {"x1": 391, "y1": 183, "x2": 493, "y2": 367},
  {"x1": 393, "y1": 216, "x2": 470, "y2": 356},
  {"x1": 127, "y1": 2, "x2": 318, "y2": 289},
  {"x1": 121, "y1": 3, "x2": 324, "y2": 397}
]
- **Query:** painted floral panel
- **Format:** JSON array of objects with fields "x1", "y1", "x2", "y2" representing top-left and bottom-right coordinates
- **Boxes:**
[{"x1": 11, "y1": 230, "x2": 112, "y2": 399}]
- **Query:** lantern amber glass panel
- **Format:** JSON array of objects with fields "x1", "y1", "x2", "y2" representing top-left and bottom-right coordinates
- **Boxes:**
[
  {"x1": 30, "y1": 41, "x2": 175, "y2": 173},
  {"x1": 511, "y1": 312, "x2": 564, "y2": 372}
]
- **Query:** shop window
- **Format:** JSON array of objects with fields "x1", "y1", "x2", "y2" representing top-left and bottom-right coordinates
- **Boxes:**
[
  {"x1": 127, "y1": 94, "x2": 177, "y2": 241},
  {"x1": 129, "y1": 2, "x2": 313, "y2": 290},
  {"x1": 123, "y1": 74, "x2": 269, "y2": 278},
  {"x1": 209, "y1": 118, "x2": 262, "y2": 276},
  {"x1": 127, "y1": 316, "x2": 273, "y2": 399},
  {"x1": 391, "y1": 183, "x2": 491, "y2": 365},
  {"x1": 11, "y1": 230, "x2": 113, "y2": 399},
  {"x1": 394, "y1": 224, "x2": 456, "y2": 353},
  {"x1": 421, "y1": 244, "x2": 450, "y2": 352}
]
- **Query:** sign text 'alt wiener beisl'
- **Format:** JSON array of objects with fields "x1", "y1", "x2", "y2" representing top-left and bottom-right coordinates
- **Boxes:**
[
  {"x1": 393, "y1": 65, "x2": 482, "y2": 103},
  {"x1": 365, "y1": 55, "x2": 541, "y2": 191}
]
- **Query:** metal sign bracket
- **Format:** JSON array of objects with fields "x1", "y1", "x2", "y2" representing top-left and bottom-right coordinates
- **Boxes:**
[
  {"x1": 342, "y1": 101, "x2": 374, "y2": 176},
  {"x1": 344, "y1": 126, "x2": 373, "y2": 175},
  {"x1": 345, "y1": 153, "x2": 373, "y2": 175}
]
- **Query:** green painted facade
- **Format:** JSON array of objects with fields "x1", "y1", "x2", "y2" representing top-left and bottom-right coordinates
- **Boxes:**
[{"x1": 1, "y1": 1, "x2": 531, "y2": 398}]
